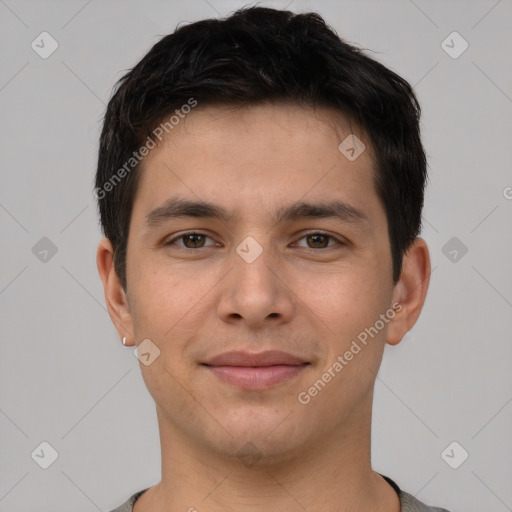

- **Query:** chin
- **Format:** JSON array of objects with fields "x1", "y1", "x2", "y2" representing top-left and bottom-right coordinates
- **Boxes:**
[{"x1": 214, "y1": 412, "x2": 310, "y2": 458}]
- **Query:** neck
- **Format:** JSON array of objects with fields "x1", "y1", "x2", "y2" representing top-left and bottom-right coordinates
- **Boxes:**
[{"x1": 135, "y1": 398, "x2": 400, "y2": 512}]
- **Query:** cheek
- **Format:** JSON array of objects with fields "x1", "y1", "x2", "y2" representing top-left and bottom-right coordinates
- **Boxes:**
[
  {"x1": 295, "y1": 271, "x2": 390, "y2": 412},
  {"x1": 296, "y1": 266, "x2": 392, "y2": 394},
  {"x1": 129, "y1": 260, "x2": 219, "y2": 342},
  {"x1": 293, "y1": 262, "x2": 388, "y2": 337}
]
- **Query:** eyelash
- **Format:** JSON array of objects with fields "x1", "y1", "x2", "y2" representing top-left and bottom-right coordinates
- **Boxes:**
[{"x1": 164, "y1": 231, "x2": 344, "y2": 250}]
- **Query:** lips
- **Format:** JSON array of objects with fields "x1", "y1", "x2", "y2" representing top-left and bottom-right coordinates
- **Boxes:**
[
  {"x1": 204, "y1": 350, "x2": 308, "y2": 367},
  {"x1": 202, "y1": 350, "x2": 310, "y2": 390}
]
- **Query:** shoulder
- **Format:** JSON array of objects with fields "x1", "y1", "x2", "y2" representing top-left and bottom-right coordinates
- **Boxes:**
[
  {"x1": 400, "y1": 489, "x2": 452, "y2": 512},
  {"x1": 381, "y1": 474, "x2": 451, "y2": 512},
  {"x1": 107, "y1": 488, "x2": 149, "y2": 512}
]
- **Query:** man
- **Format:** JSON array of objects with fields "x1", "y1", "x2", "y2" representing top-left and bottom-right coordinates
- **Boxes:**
[{"x1": 95, "y1": 6, "x2": 450, "y2": 511}]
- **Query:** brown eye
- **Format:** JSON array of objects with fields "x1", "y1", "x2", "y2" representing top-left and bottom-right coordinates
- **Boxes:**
[
  {"x1": 306, "y1": 234, "x2": 330, "y2": 248},
  {"x1": 294, "y1": 232, "x2": 340, "y2": 249},
  {"x1": 182, "y1": 233, "x2": 206, "y2": 248},
  {"x1": 166, "y1": 232, "x2": 216, "y2": 249}
]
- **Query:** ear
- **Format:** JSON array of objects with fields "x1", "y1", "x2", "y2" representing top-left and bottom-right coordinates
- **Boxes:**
[
  {"x1": 96, "y1": 237, "x2": 135, "y2": 346},
  {"x1": 386, "y1": 237, "x2": 431, "y2": 346}
]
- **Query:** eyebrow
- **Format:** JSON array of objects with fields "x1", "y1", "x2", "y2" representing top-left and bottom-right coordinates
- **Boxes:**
[{"x1": 145, "y1": 196, "x2": 370, "y2": 229}]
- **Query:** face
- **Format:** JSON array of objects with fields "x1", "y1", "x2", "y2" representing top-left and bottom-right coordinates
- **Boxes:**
[{"x1": 114, "y1": 102, "x2": 407, "y2": 463}]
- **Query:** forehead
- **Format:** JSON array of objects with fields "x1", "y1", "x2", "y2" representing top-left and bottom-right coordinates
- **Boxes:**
[
  {"x1": 156, "y1": 101, "x2": 368, "y2": 159},
  {"x1": 131, "y1": 102, "x2": 382, "y2": 228}
]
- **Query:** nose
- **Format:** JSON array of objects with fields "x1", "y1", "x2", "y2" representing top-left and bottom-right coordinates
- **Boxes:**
[{"x1": 216, "y1": 242, "x2": 295, "y2": 330}]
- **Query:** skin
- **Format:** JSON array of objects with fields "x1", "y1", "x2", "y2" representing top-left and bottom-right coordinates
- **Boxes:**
[{"x1": 97, "y1": 102, "x2": 430, "y2": 512}]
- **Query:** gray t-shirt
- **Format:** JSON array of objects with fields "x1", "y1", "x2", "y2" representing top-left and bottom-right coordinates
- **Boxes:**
[{"x1": 108, "y1": 476, "x2": 451, "y2": 512}]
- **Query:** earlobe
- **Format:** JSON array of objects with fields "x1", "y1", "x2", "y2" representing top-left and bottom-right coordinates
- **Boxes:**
[
  {"x1": 386, "y1": 237, "x2": 431, "y2": 346},
  {"x1": 96, "y1": 238, "x2": 135, "y2": 345}
]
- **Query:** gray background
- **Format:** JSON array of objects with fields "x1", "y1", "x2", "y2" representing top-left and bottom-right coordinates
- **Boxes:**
[{"x1": 1, "y1": 0, "x2": 511, "y2": 511}]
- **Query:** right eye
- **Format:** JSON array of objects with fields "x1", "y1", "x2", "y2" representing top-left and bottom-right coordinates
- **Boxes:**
[{"x1": 165, "y1": 232, "x2": 219, "y2": 249}]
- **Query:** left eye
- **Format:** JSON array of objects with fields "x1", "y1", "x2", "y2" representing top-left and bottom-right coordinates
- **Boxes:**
[{"x1": 294, "y1": 232, "x2": 340, "y2": 249}]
